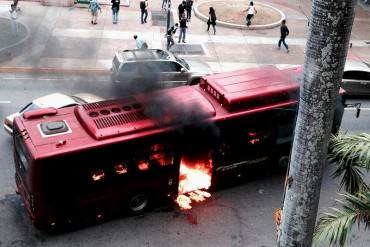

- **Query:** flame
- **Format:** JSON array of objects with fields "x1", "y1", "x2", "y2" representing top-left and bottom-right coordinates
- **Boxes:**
[{"x1": 175, "y1": 156, "x2": 213, "y2": 210}]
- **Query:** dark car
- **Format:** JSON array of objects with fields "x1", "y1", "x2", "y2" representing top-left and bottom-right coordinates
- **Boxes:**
[
  {"x1": 111, "y1": 49, "x2": 212, "y2": 88},
  {"x1": 341, "y1": 60, "x2": 370, "y2": 96}
]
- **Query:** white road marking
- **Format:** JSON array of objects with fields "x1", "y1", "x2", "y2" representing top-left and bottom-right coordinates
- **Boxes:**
[{"x1": 0, "y1": 101, "x2": 11, "y2": 104}]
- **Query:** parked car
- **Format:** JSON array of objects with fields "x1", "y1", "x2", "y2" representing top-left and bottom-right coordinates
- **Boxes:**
[
  {"x1": 341, "y1": 60, "x2": 370, "y2": 96},
  {"x1": 110, "y1": 49, "x2": 212, "y2": 87},
  {"x1": 4, "y1": 93, "x2": 104, "y2": 135}
]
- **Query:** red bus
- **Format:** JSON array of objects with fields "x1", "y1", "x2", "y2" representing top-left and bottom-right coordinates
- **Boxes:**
[{"x1": 12, "y1": 66, "x2": 345, "y2": 230}]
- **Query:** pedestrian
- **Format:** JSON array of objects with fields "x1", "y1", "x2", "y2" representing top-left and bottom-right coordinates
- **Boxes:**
[
  {"x1": 162, "y1": 0, "x2": 168, "y2": 10},
  {"x1": 245, "y1": 1, "x2": 257, "y2": 26},
  {"x1": 10, "y1": 4, "x2": 18, "y2": 35},
  {"x1": 278, "y1": 20, "x2": 290, "y2": 53},
  {"x1": 166, "y1": 23, "x2": 178, "y2": 50},
  {"x1": 140, "y1": 0, "x2": 148, "y2": 24},
  {"x1": 185, "y1": 0, "x2": 193, "y2": 22},
  {"x1": 133, "y1": 35, "x2": 148, "y2": 49},
  {"x1": 178, "y1": 14, "x2": 187, "y2": 43},
  {"x1": 111, "y1": 0, "x2": 120, "y2": 24},
  {"x1": 88, "y1": 0, "x2": 102, "y2": 25},
  {"x1": 207, "y1": 7, "x2": 217, "y2": 34},
  {"x1": 9, "y1": 0, "x2": 20, "y2": 13},
  {"x1": 178, "y1": 1, "x2": 186, "y2": 21}
]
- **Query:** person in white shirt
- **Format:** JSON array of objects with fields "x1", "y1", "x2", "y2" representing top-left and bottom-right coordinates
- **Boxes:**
[
  {"x1": 246, "y1": 1, "x2": 257, "y2": 26},
  {"x1": 133, "y1": 35, "x2": 148, "y2": 49}
]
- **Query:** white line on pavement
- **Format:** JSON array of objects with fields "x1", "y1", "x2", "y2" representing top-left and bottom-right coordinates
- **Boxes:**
[{"x1": 0, "y1": 101, "x2": 11, "y2": 104}]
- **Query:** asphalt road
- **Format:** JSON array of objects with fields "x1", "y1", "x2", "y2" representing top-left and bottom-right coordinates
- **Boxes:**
[{"x1": 0, "y1": 72, "x2": 370, "y2": 247}]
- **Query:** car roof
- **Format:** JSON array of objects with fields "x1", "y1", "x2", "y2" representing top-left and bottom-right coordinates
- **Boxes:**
[
  {"x1": 32, "y1": 93, "x2": 79, "y2": 109},
  {"x1": 117, "y1": 49, "x2": 174, "y2": 63},
  {"x1": 344, "y1": 60, "x2": 370, "y2": 73}
]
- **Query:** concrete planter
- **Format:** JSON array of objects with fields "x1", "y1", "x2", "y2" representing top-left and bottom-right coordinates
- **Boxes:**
[{"x1": 41, "y1": 0, "x2": 75, "y2": 7}]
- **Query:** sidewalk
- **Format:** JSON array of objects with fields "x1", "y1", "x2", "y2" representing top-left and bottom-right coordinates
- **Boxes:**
[{"x1": 0, "y1": 0, "x2": 369, "y2": 73}]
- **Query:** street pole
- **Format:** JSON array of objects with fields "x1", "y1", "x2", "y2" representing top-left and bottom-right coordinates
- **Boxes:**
[{"x1": 166, "y1": 0, "x2": 171, "y2": 31}]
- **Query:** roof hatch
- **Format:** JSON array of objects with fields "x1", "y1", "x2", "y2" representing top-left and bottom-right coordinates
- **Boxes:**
[{"x1": 200, "y1": 66, "x2": 300, "y2": 111}]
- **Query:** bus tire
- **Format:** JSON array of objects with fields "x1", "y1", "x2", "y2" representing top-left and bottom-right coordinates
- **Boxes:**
[
  {"x1": 128, "y1": 193, "x2": 149, "y2": 214},
  {"x1": 278, "y1": 155, "x2": 290, "y2": 168}
]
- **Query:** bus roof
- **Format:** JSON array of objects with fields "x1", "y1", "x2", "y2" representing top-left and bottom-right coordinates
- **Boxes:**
[{"x1": 15, "y1": 66, "x2": 301, "y2": 159}]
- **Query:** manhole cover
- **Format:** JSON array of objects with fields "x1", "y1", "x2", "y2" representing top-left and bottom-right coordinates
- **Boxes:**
[
  {"x1": 169, "y1": 44, "x2": 205, "y2": 55},
  {"x1": 151, "y1": 11, "x2": 172, "y2": 27}
]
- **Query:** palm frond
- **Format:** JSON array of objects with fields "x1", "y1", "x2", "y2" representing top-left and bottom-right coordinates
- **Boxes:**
[
  {"x1": 314, "y1": 192, "x2": 370, "y2": 247},
  {"x1": 329, "y1": 133, "x2": 370, "y2": 194}
]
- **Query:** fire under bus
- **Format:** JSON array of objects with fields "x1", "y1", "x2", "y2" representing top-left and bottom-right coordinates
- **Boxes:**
[{"x1": 12, "y1": 66, "x2": 346, "y2": 230}]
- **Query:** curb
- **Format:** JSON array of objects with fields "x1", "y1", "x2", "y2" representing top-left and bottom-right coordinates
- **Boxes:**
[
  {"x1": 194, "y1": 0, "x2": 286, "y2": 30},
  {"x1": 0, "y1": 66, "x2": 111, "y2": 75}
]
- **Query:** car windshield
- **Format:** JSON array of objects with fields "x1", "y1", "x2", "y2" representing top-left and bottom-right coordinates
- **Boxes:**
[
  {"x1": 19, "y1": 103, "x2": 41, "y2": 114},
  {"x1": 174, "y1": 55, "x2": 190, "y2": 70}
]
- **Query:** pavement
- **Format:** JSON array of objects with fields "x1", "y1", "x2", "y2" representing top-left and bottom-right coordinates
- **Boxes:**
[{"x1": 0, "y1": 0, "x2": 369, "y2": 73}]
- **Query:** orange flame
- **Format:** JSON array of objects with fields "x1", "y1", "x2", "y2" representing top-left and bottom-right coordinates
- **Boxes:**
[{"x1": 176, "y1": 157, "x2": 212, "y2": 210}]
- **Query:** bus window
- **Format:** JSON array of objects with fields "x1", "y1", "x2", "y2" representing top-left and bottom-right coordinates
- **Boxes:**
[
  {"x1": 91, "y1": 169, "x2": 105, "y2": 182},
  {"x1": 137, "y1": 160, "x2": 150, "y2": 171},
  {"x1": 149, "y1": 143, "x2": 175, "y2": 167},
  {"x1": 114, "y1": 163, "x2": 128, "y2": 175}
]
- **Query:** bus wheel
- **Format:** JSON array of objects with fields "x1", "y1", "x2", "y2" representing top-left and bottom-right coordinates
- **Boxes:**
[
  {"x1": 278, "y1": 156, "x2": 290, "y2": 168},
  {"x1": 128, "y1": 194, "x2": 148, "y2": 213}
]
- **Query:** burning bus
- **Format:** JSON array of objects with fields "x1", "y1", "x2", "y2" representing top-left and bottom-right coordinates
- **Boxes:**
[{"x1": 12, "y1": 66, "x2": 345, "y2": 230}]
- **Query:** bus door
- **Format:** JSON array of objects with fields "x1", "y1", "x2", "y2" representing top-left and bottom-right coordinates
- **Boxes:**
[
  {"x1": 214, "y1": 113, "x2": 277, "y2": 176},
  {"x1": 13, "y1": 127, "x2": 34, "y2": 215}
]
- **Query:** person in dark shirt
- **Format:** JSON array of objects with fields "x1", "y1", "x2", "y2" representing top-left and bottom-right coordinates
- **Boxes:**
[
  {"x1": 207, "y1": 7, "x2": 217, "y2": 34},
  {"x1": 111, "y1": 0, "x2": 120, "y2": 24},
  {"x1": 140, "y1": 0, "x2": 148, "y2": 24},
  {"x1": 178, "y1": 1, "x2": 186, "y2": 21},
  {"x1": 278, "y1": 20, "x2": 290, "y2": 53},
  {"x1": 178, "y1": 14, "x2": 187, "y2": 43},
  {"x1": 185, "y1": 0, "x2": 193, "y2": 22},
  {"x1": 166, "y1": 23, "x2": 178, "y2": 50}
]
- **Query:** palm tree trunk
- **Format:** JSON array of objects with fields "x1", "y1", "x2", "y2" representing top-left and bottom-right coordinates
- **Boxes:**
[{"x1": 277, "y1": 1, "x2": 356, "y2": 246}]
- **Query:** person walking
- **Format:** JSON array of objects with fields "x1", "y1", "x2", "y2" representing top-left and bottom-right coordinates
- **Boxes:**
[
  {"x1": 88, "y1": 0, "x2": 102, "y2": 25},
  {"x1": 178, "y1": 14, "x2": 187, "y2": 43},
  {"x1": 111, "y1": 0, "x2": 120, "y2": 24},
  {"x1": 278, "y1": 20, "x2": 290, "y2": 53},
  {"x1": 166, "y1": 23, "x2": 178, "y2": 50},
  {"x1": 207, "y1": 7, "x2": 217, "y2": 34},
  {"x1": 134, "y1": 35, "x2": 148, "y2": 49},
  {"x1": 178, "y1": 1, "x2": 186, "y2": 21},
  {"x1": 140, "y1": 0, "x2": 148, "y2": 24},
  {"x1": 245, "y1": 1, "x2": 257, "y2": 26},
  {"x1": 162, "y1": 0, "x2": 168, "y2": 10},
  {"x1": 185, "y1": 0, "x2": 193, "y2": 22}
]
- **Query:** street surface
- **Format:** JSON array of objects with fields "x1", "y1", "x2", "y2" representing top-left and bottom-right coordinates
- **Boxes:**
[{"x1": 1, "y1": 0, "x2": 370, "y2": 246}]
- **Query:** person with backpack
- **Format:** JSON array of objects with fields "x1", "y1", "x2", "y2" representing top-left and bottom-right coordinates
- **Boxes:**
[
  {"x1": 178, "y1": 1, "x2": 186, "y2": 21},
  {"x1": 134, "y1": 35, "x2": 148, "y2": 49},
  {"x1": 278, "y1": 20, "x2": 290, "y2": 53},
  {"x1": 185, "y1": 0, "x2": 193, "y2": 22},
  {"x1": 88, "y1": 0, "x2": 102, "y2": 25},
  {"x1": 207, "y1": 7, "x2": 217, "y2": 34},
  {"x1": 245, "y1": 1, "x2": 257, "y2": 27},
  {"x1": 140, "y1": 0, "x2": 148, "y2": 24},
  {"x1": 111, "y1": 0, "x2": 120, "y2": 24},
  {"x1": 166, "y1": 23, "x2": 178, "y2": 50},
  {"x1": 178, "y1": 14, "x2": 187, "y2": 43}
]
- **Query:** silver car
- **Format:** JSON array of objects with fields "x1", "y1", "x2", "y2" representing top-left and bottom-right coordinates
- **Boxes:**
[
  {"x1": 111, "y1": 49, "x2": 212, "y2": 87},
  {"x1": 4, "y1": 93, "x2": 104, "y2": 135},
  {"x1": 342, "y1": 60, "x2": 370, "y2": 96}
]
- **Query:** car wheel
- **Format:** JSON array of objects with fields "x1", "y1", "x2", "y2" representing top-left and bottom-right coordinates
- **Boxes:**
[
  {"x1": 128, "y1": 193, "x2": 149, "y2": 214},
  {"x1": 190, "y1": 78, "x2": 200, "y2": 85}
]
